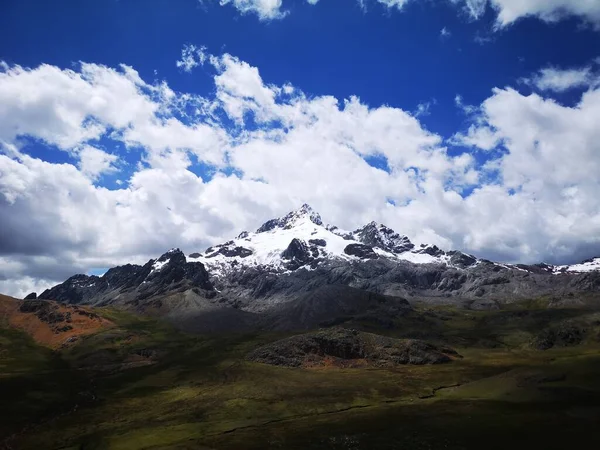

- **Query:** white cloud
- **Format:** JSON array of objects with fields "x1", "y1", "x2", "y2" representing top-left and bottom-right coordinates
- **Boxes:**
[
  {"x1": 450, "y1": 86, "x2": 600, "y2": 261},
  {"x1": 176, "y1": 44, "x2": 208, "y2": 72},
  {"x1": 218, "y1": 0, "x2": 288, "y2": 20},
  {"x1": 211, "y1": 53, "x2": 280, "y2": 123},
  {"x1": 0, "y1": 275, "x2": 55, "y2": 300},
  {"x1": 521, "y1": 66, "x2": 600, "y2": 92},
  {"x1": 0, "y1": 61, "x2": 229, "y2": 170},
  {"x1": 214, "y1": 0, "x2": 416, "y2": 20},
  {"x1": 2, "y1": 49, "x2": 600, "y2": 296},
  {"x1": 451, "y1": 124, "x2": 501, "y2": 150},
  {"x1": 440, "y1": 27, "x2": 452, "y2": 39},
  {"x1": 454, "y1": 0, "x2": 600, "y2": 28},
  {"x1": 207, "y1": 0, "x2": 600, "y2": 29},
  {"x1": 455, "y1": 94, "x2": 478, "y2": 115},
  {"x1": 77, "y1": 146, "x2": 119, "y2": 180},
  {"x1": 414, "y1": 100, "x2": 435, "y2": 117},
  {"x1": 228, "y1": 0, "x2": 284, "y2": 20},
  {"x1": 0, "y1": 62, "x2": 157, "y2": 150},
  {"x1": 460, "y1": 0, "x2": 488, "y2": 19},
  {"x1": 374, "y1": 0, "x2": 412, "y2": 10},
  {"x1": 491, "y1": 0, "x2": 600, "y2": 28}
]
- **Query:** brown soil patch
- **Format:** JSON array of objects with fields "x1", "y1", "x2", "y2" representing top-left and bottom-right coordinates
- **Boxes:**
[{"x1": 0, "y1": 294, "x2": 113, "y2": 349}]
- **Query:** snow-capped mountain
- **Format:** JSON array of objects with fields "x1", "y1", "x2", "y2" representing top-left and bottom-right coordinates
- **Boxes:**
[
  {"x1": 184, "y1": 204, "x2": 600, "y2": 279},
  {"x1": 188, "y1": 204, "x2": 470, "y2": 277},
  {"x1": 36, "y1": 204, "x2": 600, "y2": 329}
]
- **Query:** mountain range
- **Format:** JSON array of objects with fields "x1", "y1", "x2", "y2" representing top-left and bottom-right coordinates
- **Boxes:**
[
  {"x1": 38, "y1": 204, "x2": 600, "y2": 332},
  {"x1": 5, "y1": 206, "x2": 600, "y2": 450}
]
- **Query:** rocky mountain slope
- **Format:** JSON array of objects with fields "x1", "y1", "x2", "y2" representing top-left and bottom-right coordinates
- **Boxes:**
[
  {"x1": 40, "y1": 248, "x2": 215, "y2": 308},
  {"x1": 35, "y1": 205, "x2": 600, "y2": 331}
]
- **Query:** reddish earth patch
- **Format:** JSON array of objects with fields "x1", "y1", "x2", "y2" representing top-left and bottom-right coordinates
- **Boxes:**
[{"x1": 0, "y1": 294, "x2": 113, "y2": 349}]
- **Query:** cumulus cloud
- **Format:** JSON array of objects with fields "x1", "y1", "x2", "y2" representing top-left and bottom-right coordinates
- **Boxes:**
[
  {"x1": 449, "y1": 85, "x2": 600, "y2": 261},
  {"x1": 521, "y1": 66, "x2": 600, "y2": 92},
  {"x1": 77, "y1": 146, "x2": 119, "y2": 180},
  {"x1": 451, "y1": 125, "x2": 501, "y2": 150},
  {"x1": 1, "y1": 49, "x2": 600, "y2": 296}
]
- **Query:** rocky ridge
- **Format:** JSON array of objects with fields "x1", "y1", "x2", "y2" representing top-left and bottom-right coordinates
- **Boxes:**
[{"x1": 40, "y1": 248, "x2": 215, "y2": 312}]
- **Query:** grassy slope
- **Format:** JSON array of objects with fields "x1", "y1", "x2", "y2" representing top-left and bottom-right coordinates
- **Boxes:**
[
  {"x1": 0, "y1": 327, "x2": 78, "y2": 440},
  {"x1": 1, "y1": 303, "x2": 600, "y2": 449}
]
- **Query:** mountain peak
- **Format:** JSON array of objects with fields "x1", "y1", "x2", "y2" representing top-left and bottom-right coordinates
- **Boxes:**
[
  {"x1": 256, "y1": 204, "x2": 323, "y2": 233},
  {"x1": 157, "y1": 248, "x2": 184, "y2": 262},
  {"x1": 354, "y1": 221, "x2": 414, "y2": 254},
  {"x1": 282, "y1": 204, "x2": 323, "y2": 227},
  {"x1": 361, "y1": 221, "x2": 382, "y2": 230},
  {"x1": 299, "y1": 203, "x2": 315, "y2": 213}
]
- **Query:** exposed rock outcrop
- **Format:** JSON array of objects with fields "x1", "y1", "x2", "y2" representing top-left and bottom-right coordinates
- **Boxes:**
[
  {"x1": 247, "y1": 328, "x2": 460, "y2": 368},
  {"x1": 353, "y1": 222, "x2": 414, "y2": 254},
  {"x1": 532, "y1": 324, "x2": 587, "y2": 350},
  {"x1": 344, "y1": 243, "x2": 378, "y2": 259}
]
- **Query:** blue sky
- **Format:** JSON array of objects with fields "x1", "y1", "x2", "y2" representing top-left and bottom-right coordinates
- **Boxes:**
[
  {"x1": 1, "y1": 0, "x2": 600, "y2": 296},
  {"x1": 2, "y1": 0, "x2": 598, "y2": 141}
]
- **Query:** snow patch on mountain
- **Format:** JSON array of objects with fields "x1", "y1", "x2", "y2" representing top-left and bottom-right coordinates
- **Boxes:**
[
  {"x1": 149, "y1": 248, "x2": 180, "y2": 274},
  {"x1": 188, "y1": 205, "x2": 454, "y2": 277},
  {"x1": 151, "y1": 259, "x2": 169, "y2": 274},
  {"x1": 187, "y1": 205, "x2": 600, "y2": 279},
  {"x1": 553, "y1": 257, "x2": 600, "y2": 274},
  {"x1": 189, "y1": 212, "x2": 364, "y2": 276}
]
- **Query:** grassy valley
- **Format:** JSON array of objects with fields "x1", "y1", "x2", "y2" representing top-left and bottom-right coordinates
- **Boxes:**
[{"x1": 1, "y1": 295, "x2": 600, "y2": 449}]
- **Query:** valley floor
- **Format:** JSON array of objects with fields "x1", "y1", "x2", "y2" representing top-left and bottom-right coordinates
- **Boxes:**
[{"x1": 2, "y1": 300, "x2": 600, "y2": 449}]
